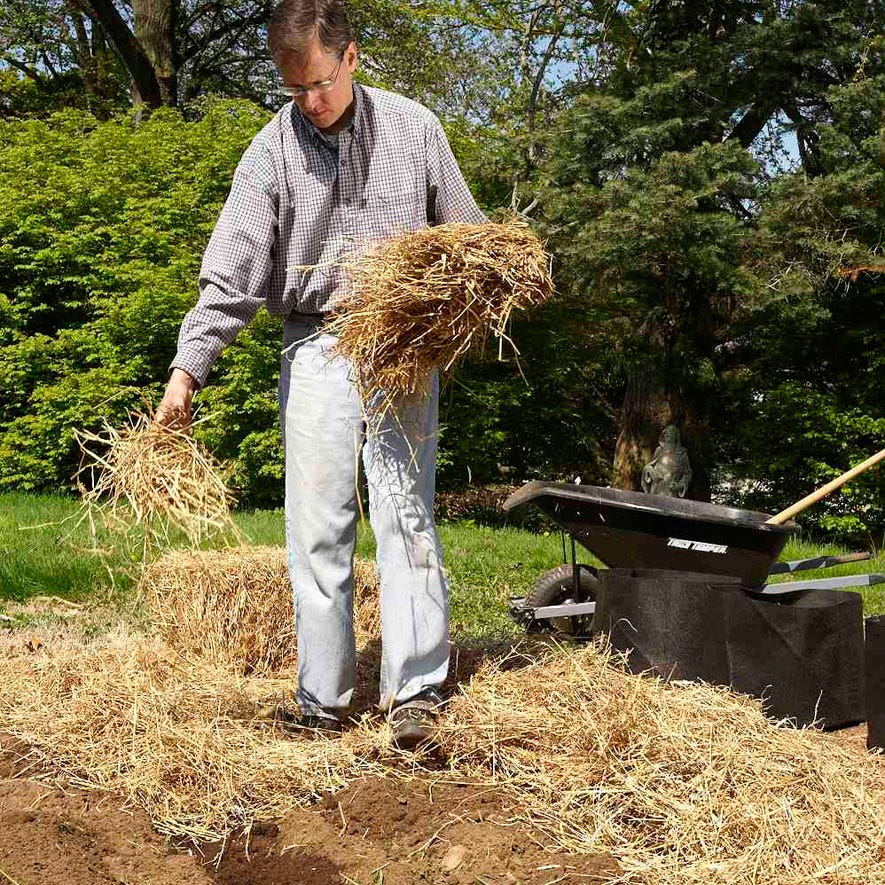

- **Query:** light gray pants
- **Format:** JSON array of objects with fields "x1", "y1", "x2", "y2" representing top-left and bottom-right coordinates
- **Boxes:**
[{"x1": 279, "y1": 322, "x2": 449, "y2": 717}]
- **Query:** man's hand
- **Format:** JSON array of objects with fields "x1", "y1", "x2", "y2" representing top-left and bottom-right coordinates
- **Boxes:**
[{"x1": 155, "y1": 369, "x2": 198, "y2": 430}]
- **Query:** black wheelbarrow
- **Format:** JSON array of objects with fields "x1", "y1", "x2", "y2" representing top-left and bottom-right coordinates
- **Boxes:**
[{"x1": 504, "y1": 481, "x2": 882, "y2": 635}]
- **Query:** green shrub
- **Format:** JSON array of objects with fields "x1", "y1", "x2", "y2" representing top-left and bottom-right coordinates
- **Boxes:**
[{"x1": 0, "y1": 101, "x2": 271, "y2": 496}]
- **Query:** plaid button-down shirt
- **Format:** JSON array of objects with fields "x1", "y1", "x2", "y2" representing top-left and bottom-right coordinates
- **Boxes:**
[{"x1": 171, "y1": 83, "x2": 486, "y2": 387}]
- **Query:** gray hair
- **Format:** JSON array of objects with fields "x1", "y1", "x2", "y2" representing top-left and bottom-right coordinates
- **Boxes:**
[{"x1": 267, "y1": 0, "x2": 355, "y2": 63}]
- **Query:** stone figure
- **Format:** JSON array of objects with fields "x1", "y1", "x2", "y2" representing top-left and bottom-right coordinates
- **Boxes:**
[{"x1": 642, "y1": 425, "x2": 693, "y2": 497}]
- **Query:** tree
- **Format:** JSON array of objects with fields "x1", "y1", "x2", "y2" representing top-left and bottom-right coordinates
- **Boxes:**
[
  {"x1": 79, "y1": 0, "x2": 275, "y2": 107},
  {"x1": 0, "y1": 101, "x2": 271, "y2": 493},
  {"x1": 714, "y1": 71, "x2": 884, "y2": 541},
  {"x1": 0, "y1": 0, "x2": 127, "y2": 116},
  {"x1": 0, "y1": 0, "x2": 531, "y2": 113},
  {"x1": 531, "y1": 0, "x2": 882, "y2": 499}
]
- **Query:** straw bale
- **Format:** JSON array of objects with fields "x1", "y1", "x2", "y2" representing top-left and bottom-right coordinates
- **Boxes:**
[
  {"x1": 328, "y1": 220, "x2": 553, "y2": 400},
  {"x1": 75, "y1": 413, "x2": 240, "y2": 548},
  {"x1": 440, "y1": 642, "x2": 885, "y2": 884},
  {"x1": 142, "y1": 548, "x2": 380, "y2": 674}
]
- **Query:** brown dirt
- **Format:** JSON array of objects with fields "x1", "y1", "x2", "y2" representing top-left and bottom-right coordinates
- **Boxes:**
[
  {"x1": 0, "y1": 734, "x2": 617, "y2": 885},
  {"x1": 209, "y1": 777, "x2": 618, "y2": 884}
]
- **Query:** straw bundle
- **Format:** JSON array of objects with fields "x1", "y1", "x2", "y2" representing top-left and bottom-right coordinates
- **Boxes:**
[
  {"x1": 441, "y1": 643, "x2": 885, "y2": 884},
  {"x1": 75, "y1": 413, "x2": 239, "y2": 548},
  {"x1": 143, "y1": 548, "x2": 380, "y2": 674},
  {"x1": 329, "y1": 220, "x2": 553, "y2": 398}
]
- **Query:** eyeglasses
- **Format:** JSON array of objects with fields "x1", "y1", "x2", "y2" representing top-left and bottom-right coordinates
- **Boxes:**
[{"x1": 281, "y1": 55, "x2": 344, "y2": 99}]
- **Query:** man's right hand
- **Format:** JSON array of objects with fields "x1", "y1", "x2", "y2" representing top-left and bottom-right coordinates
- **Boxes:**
[{"x1": 155, "y1": 369, "x2": 198, "y2": 429}]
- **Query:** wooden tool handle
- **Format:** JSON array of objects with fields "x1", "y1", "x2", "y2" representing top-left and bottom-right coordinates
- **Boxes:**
[{"x1": 766, "y1": 448, "x2": 885, "y2": 525}]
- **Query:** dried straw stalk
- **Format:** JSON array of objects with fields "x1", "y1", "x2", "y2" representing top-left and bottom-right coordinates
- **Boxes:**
[
  {"x1": 328, "y1": 220, "x2": 553, "y2": 400},
  {"x1": 143, "y1": 548, "x2": 380, "y2": 675},
  {"x1": 0, "y1": 629, "x2": 393, "y2": 843},
  {"x1": 440, "y1": 643, "x2": 885, "y2": 884},
  {"x1": 75, "y1": 413, "x2": 240, "y2": 549}
]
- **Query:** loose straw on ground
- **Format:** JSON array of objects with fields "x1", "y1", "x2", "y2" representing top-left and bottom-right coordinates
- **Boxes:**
[
  {"x1": 75, "y1": 413, "x2": 240, "y2": 549},
  {"x1": 0, "y1": 630, "x2": 881, "y2": 882},
  {"x1": 0, "y1": 629, "x2": 392, "y2": 843},
  {"x1": 440, "y1": 642, "x2": 885, "y2": 884},
  {"x1": 327, "y1": 220, "x2": 553, "y2": 400}
]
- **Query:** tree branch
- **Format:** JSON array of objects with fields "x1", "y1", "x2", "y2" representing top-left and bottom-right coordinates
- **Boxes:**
[
  {"x1": 1, "y1": 54, "x2": 44, "y2": 83},
  {"x1": 83, "y1": 0, "x2": 162, "y2": 106},
  {"x1": 781, "y1": 97, "x2": 824, "y2": 177},
  {"x1": 180, "y1": 10, "x2": 270, "y2": 64},
  {"x1": 726, "y1": 99, "x2": 777, "y2": 148},
  {"x1": 527, "y1": 2, "x2": 565, "y2": 136}
]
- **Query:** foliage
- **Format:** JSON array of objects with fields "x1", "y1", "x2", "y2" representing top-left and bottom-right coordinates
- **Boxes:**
[
  {"x1": 437, "y1": 299, "x2": 617, "y2": 488},
  {"x1": 195, "y1": 310, "x2": 285, "y2": 510},
  {"x1": 524, "y1": 1, "x2": 883, "y2": 533},
  {"x1": 0, "y1": 0, "x2": 530, "y2": 118},
  {"x1": 0, "y1": 100, "x2": 271, "y2": 496},
  {"x1": 715, "y1": 77, "x2": 885, "y2": 543},
  {"x1": 0, "y1": 0, "x2": 128, "y2": 117},
  {"x1": 0, "y1": 1, "x2": 882, "y2": 544}
]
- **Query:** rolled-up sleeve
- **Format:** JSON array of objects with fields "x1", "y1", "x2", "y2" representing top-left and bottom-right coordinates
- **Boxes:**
[
  {"x1": 426, "y1": 120, "x2": 486, "y2": 226},
  {"x1": 170, "y1": 144, "x2": 279, "y2": 388}
]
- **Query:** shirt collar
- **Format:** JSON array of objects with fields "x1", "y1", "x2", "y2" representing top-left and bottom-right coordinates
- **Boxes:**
[
  {"x1": 350, "y1": 82, "x2": 365, "y2": 136},
  {"x1": 290, "y1": 82, "x2": 365, "y2": 144}
]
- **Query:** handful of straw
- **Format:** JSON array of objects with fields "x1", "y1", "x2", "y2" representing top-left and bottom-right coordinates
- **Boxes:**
[
  {"x1": 329, "y1": 220, "x2": 553, "y2": 399},
  {"x1": 75, "y1": 413, "x2": 239, "y2": 548}
]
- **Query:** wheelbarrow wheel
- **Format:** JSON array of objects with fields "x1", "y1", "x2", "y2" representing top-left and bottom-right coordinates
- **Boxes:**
[{"x1": 524, "y1": 564, "x2": 598, "y2": 637}]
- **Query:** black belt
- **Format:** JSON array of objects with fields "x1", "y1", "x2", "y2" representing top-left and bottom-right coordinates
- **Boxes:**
[{"x1": 286, "y1": 310, "x2": 328, "y2": 325}]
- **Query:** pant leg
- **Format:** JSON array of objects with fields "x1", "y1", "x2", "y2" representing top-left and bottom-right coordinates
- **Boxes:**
[
  {"x1": 363, "y1": 374, "x2": 450, "y2": 710},
  {"x1": 280, "y1": 323, "x2": 364, "y2": 717}
]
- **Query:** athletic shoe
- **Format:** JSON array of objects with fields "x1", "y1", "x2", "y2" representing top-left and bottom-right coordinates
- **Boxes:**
[{"x1": 389, "y1": 688, "x2": 444, "y2": 749}]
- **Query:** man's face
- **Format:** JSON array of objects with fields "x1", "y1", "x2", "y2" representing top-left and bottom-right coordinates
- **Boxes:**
[{"x1": 278, "y1": 38, "x2": 358, "y2": 132}]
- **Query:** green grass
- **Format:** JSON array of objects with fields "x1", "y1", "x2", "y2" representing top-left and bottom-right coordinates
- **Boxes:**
[
  {"x1": 0, "y1": 492, "x2": 140, "y2": 603},
  {"x1": 1, "y1": 492, "x2": 882, "y2": 636}
]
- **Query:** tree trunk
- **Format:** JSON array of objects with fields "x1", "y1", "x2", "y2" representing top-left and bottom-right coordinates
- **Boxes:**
[
  {"x1": 67, "y1": 6, "x2": 115, "y2": 109},
  {"x1": 612, "y1": 366, "x2": 672, "y2": 492},
  {"x1": 133, "y1": 0, "x2": 177, "y2": 105},
  {"x1": 612, "y1": 366, "x2": 711, "y2": 501},
  {"x1": 85, "y1": 0, "x2": 163, "y2": 106}
]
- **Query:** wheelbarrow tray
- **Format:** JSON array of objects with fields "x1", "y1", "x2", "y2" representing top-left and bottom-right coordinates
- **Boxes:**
[{"x1": 503, "y1": 481, "x2": 797, "y2": 588}]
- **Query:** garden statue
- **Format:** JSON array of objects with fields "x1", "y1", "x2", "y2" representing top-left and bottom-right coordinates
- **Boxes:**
[{"x1": 642, "y1": 425, "x2": 693, "y2": 498}]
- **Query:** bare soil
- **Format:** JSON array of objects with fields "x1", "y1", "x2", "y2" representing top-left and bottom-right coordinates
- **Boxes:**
[{"x1": 0, "y1": 735, "x2": 618, "y2": 885}]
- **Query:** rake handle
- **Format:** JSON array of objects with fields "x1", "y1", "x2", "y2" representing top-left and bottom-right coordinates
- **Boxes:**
[{"x1": 766, "y1": 448, "x2": 885, "y2": 525}]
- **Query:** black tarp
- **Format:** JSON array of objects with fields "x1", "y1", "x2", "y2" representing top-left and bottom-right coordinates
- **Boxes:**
[{"x1": 600, "y1": 569, "x2": 739, "y2": 684}]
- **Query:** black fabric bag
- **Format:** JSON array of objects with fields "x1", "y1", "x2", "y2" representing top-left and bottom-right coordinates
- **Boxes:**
[
  {"x1": 865, "y1": 615, "x2": 885, "y2": 750},
  {"x1": 598, "y1": 568, "x2": 740, "y2": 684},
  {"x1": 597, "y1": 569, "x2": 864, "y2": 728},
  {"x1": 724, "y1": 588, "x2": 864, "y2": 728}
]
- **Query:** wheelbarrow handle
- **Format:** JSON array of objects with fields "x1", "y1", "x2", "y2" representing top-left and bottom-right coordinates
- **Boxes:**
[{"x1": 766, "y1": 448, "x2": 885, "y2": 526}]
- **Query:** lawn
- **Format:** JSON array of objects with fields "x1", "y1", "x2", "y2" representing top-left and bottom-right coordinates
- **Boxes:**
[{"x1": 1, "y1": 491, "x2": 883, "y2": 635}]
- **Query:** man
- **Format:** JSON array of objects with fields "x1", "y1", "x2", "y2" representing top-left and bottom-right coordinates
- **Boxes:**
[{"x1": 156, "y1": 0, "x2": 485, "y2": 748}]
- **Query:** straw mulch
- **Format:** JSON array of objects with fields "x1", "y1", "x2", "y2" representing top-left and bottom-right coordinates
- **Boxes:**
[
  {"x1": 441, "y1": 644, "x2": 885, "y2": 884},
  {"x1": 75, "y1": 413, "x2": 240, "y2": 548},
  {"x1": 328, "y1": 220, "x2": 553, "y2": 399},
  {"x1": 0, "y1": 631, "x2": 881, "y2": 880},
  {"x1": 142, "y1": 548, "x2": 380, "y2": 675},
  {"x1": 0, "y1": 629, "x2": 391, "y2": 842}
]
